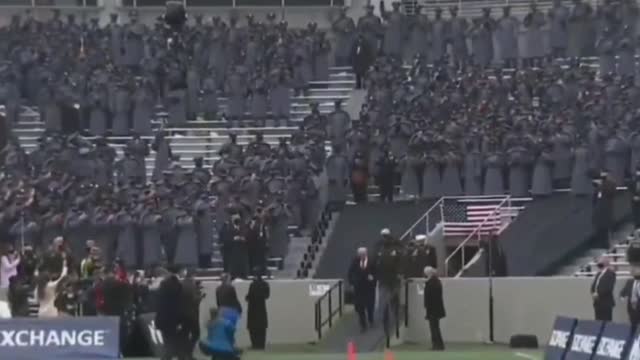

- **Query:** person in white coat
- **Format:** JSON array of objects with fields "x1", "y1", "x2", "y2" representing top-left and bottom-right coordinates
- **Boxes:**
[
  {"x1": 36, "y1": 260, "x2": 68, "y2": 318},
  {"x1": 0, "y1": 246, "x2": 20, "y2": 289}
]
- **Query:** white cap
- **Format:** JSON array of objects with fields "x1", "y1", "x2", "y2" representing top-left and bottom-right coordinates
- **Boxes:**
[
  {"x1": 424, "y1": 266, "x2": 436, "y2": 277},
  {"x1": 381, "y1": 228, "x2": 390, "y2": 236},
  {"x1": 415, "y1": 234, "x2": 427, "y2": 242}
]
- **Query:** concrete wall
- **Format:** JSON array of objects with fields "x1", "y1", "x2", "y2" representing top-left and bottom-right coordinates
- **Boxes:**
[
  {"x1": 406, "y1": 277, "x2": 632, "y2": 346},
  {"x1": 199, "y1": 279, "x2": 340, "y2": 347}
]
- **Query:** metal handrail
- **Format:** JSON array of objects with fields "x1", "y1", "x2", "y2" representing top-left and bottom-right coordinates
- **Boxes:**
[
  {"x1": 314, "y1": 280, "x2": 343, "y2": 340},
  {"x1": 444, "y1": 196, "x2": 511, "y2": 276},
  {"x1": 399, "y1": 198, "x2": 444, "y2": 242}
]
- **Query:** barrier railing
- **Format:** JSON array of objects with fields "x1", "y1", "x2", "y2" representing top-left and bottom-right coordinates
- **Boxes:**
[
  {"x1": 120, "y1": 0, "x2": 345, "y2": 7},
  {"x1": 0, "y1": 0, "x2": 100, "y2": 8},
  {"x1": 444, "y1": 196, "x2": 511, "y2": 277},
  {"x1": 314, "y1": 280, "x2": 343, "y2": 340},
  {"x1": 399, "y1": 198, "x2": 444, "y2": 242}
]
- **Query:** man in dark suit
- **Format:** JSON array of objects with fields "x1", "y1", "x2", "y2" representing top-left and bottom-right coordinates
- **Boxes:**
[
  {"x1": 180, "y1": 268, "x2": 202, "y2": 360},
  {"x1": 620, "y1": 275, "x2": 640, "y2": 334},
  {"x1": 348, "y1": 247, "x2": 377, "y2": 332},
  {"x1": 216, "y1": 273, "x2": 242, "y2": 314},
  {"x1": 155, "y1": 267, "x2": 186, "y2": 360},
  {"x1": 245, "y1": 269, "x2": 270, "y2": 349},
  {"x1": 591, "y1": 256, "x2": 616, "y2": 321},
  {"x1": 423, "y1": 266, "x2": 445, "y2": 351}
]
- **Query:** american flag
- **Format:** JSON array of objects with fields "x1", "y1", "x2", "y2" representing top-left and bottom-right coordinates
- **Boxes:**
[{"x1": 443, "y1": 204, "x2": 521, "y2": 237}]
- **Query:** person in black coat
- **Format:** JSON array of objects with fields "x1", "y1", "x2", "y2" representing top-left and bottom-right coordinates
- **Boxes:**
[
  {"x1": 423, "y1": 266, "x2": 445, "y2": 351},
  {"x1": 155, "y1": 268, "x2": 186, "y2": 360},
  {"x1": 593, "y1": 172, "x2": 617, "y2": 249},
  {"x1": 591, "y1": 257, "x2": 616, "y2": 321},
  {"x1": 348, "y1": 247, "x2": 377, "y2": 332},
  {"x1": 216, "y1": 273, "x2": 243, "y2": 314},
  {"x1": 350, "y1": 34, "x2": 375, "y2": 89},
  {"x1": 628, "y1": 168, "x2": 640, "y2": 235},
  {"x1": 245, "y1": 270, "x2": 270, "y2": 349},
  {"x1": 620, "y1": 275, "x2": 640, "y2": 334}
]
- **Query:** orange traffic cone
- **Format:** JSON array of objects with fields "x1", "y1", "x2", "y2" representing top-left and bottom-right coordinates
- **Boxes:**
[
  {"x1": 384, "y1": 349, "x2": 395, "y2": 360},
  {"x1": 347, "y1": 341, "x2": 357, "y2": 360}
]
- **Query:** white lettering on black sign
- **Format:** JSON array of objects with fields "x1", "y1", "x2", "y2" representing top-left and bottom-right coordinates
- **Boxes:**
[
  {"x1": 571, "y1": 334, "x2": 597, "y2": 354},
  {"x1": 627, "y1": 336, "x2": 640, "y2": 360},
  {"x1": 595, "y1": 337, "x2": 625, "y2": 359},
  {"x1": 0, "y1": 330, "x2": 106, "y2": 347},
  {"x1": 549, "y1": 330, "x2": 570, "y2": 348}
]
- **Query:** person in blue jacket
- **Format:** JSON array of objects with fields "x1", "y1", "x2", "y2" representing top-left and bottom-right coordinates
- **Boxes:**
[{"x1": 200, "y1": 307, "x2": 242, "y2": 360}]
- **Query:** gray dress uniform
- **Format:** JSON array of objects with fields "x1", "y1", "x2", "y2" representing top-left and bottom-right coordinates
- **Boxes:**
[
  {"x1": 174, "y1": 213, "x2": 198, "y2": 267},
  {"x1": 131, "y1": 86, "x2": 153, "y2": 136},
  {"x1": 407, "y1": 11, "x2": 431, "y2": 60},
  {"x1": 64, "y1": 210, "x2": 90, "y2": 259},
  {"x1": 43, "y1": 85, "x2": 62, "y2": 132},
  {"x1": 166, "y1": 88, "x2": 187, "y2": 126},
  {"x1": 226, "y1": 67, "x2": 248, "y2": 120},
  {"x1": 108, "y1": 19, "x2": 124, "y2": 66},
  {"x1": 194, "y1": 198, "x2": 214, "y2": 262},
  {"x1": 496, "y1": 14, "x2": 519, "y2": 64},
  {"x1": 548, "y1": 1, "x2": 569, "y2": 56},
  {"x1": 152, "y1": 132, "x2": 171, "y2": 181},
  {"x1": 91, "y1": 210, "x2": 116, "y2": 265},
  {"x1": 400, "y1": 154, "x2": 422, "y2": 197},
  {"x1": 531, "y1": 147, "x2": 554, "y2": 196},
  {"x1": 328, "y1": 106, "x2": 351, "y2": 148},
  {"x1": 88, "y1": 86, "x2": 109, "y2": 136},
  {"x1": 567, "y1": 1, "x2": 592, "y2": 58},
  {"x1": 186, "y1": 66, "x2": 200, "y2": 118},
  {"x1": 112, "y1": 84, "x2": 131, "y2": 136},
  {"x1": 381, "y1": 5, "x2": 407, "y2": 59},
  {"x1": 597, "y1": 32, "x2": 616, "y2": 76},
  {"x1": 631, "y1": 132, "x2": 640, "y2": 173},
  {"x1": 431, "y1": 13, "x2": 447, "y2": 63},
  {"x1": 484, "y1": 152, "x2": 504, "y2": 195},
  {"x1": 111, "y1": 209, "x2": 135, "y2": 268},
  {"x1": 332, "y1": 11, "x2": 356, "y2": 66},
  {"x1": 202, "y1": 73, "x2": 219, "y2": 119},
  {"x1": 269, "y1": 69, "x2": 292, "y2": 125},
  {"x1": 617, "y1": 34, "x2": 636, "y2": 78},
  {"x1": 447, "y1": 14, "x2": 469, "y2": 65},
  {"x1": 508, "y1": 146, "x2": 530, "y2": 197},
  {"x1": 249, "y1": 73, "x2": 269, "y2": 124},
  {"x1": 357, "y1": 11, "x2": 383, "y2": 54},
  {"x1": 422, "y1": 155, "x2": 442, "y2": 199},
  {"x1": 470, "y1": 19, "x2": 493, "y2": 67},
  {"x1": 441, "y1": 152, "x2": 462, "y2": 196},
  {"x1": 139, "y1": 209, "x2": 162, "y2": 268},
  {"x1": 524, "y1": 9, "x2": 546, "y2": 60},
  {"x1": 326, "y1": 150, "x2": 350, "y2": 204},
  {"x1": 551, "y1": 131, "x2": 573, "y2": 182},
  {"x1": 464, "y1": 149, "x2": 483, "y2": 195},
  {"x1": 313, "y1": 35, "x2": 331, "y2": 82},
  {"x1": 604, "y1": 134, "x2": 628, "y2": 185},
  {"x1": 571, "y1": 144, "x2": 593, "y2": 196}
]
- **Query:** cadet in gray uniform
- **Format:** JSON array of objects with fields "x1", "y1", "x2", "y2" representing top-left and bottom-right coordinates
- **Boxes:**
[
  {"x1": 380, "y1": 1, "x2": 407, "y2": 60},
  {"x1": 497, "y1": 6, "x2": 519, "y2": 68},
  {"x1": 332, "y1": 7, "x2": 356, "y2": 67},
  {"x1": 548, "y1": 0, "x2": 569, "y2": 59}
]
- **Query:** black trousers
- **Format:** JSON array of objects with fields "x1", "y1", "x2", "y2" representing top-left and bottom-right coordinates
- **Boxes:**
[
  {"x1": 595, "y1": 306, "x2": 613, "y2": 322},
  {"x1": 633, "y1": 202, "x2": 640, "y2": 229},
  {"x1": 249, "y1": 327, "x2": 267, "y2": 349},
  {"x1": 593, "y1": 226, "x2": 610, "y2": 249},
  {"x1": 351, "y1": 182, "x2": 368, "y2": 203},
  {"x1": 161, "y1": 329, "x2": 188, "y2": 360},
  {"x1": 379, "y1": 181, "x2": 394, "y2": 203},
  {"x1": 355, "y1": 296, "x2": 375, "y2": 330},
  {"x1": 428, "y1": 318, "x2": 445, "y2": 350},
  {"x1": 355, "y1": 72, "x2": 366, "y2": 89}
]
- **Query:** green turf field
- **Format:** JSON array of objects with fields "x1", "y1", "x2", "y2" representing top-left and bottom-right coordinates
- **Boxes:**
[{"x1": 238, "y1": 344, "x2": 543, "y2": 360}]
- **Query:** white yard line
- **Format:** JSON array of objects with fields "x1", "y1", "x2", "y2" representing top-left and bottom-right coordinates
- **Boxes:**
[{"x1": 514, "y1": 352, "x2": 540, "y2": 360}]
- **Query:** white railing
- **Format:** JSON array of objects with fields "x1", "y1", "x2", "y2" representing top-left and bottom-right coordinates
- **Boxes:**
[
  {"x1": 399, "y1": 198, "x2": 445, "y2": 242},
  {"x1": 444, "y1": 196, "x2": 511, "y2": 277}
]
